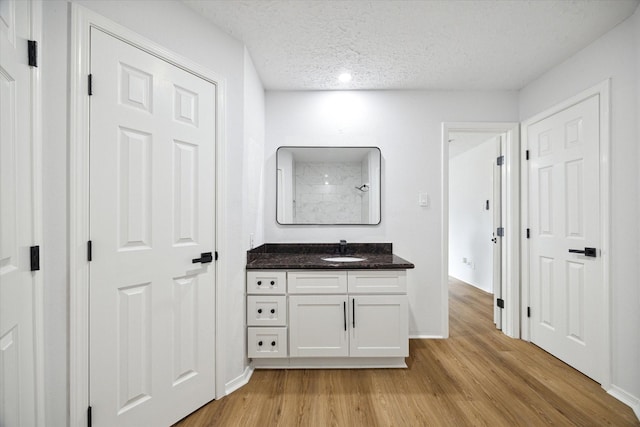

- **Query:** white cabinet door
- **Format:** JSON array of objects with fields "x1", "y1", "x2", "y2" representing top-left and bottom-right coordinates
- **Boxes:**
[
  {"x1": 349, "y1": 295, "x2": 408, "y2": 357},
  {"x1": 289, "y1": 295, "x2": 348, "y2": 357}
]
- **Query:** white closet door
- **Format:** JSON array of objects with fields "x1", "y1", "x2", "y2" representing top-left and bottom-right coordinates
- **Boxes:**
[
  {"x1": 89, "y1": 28, "x2": 216, "y2": 427},
  {"x1": 528, "y1": 95, "x2": 602, "y2": 382},
  {"x1": 0, "y1": 0, "x2": 39, "y2": 425}
]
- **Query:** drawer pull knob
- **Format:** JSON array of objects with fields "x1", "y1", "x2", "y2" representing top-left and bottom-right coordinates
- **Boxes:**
[
  {"x1": 257, "y1": 281, "x2": 262, "y2": 286},
  {"x1": 270, "y1": 309, "x2": 275, "y2": 314},
  {"x1": 270, "y1": 281, "x2": 275, "y2": 285},
  {"x1": 257, "y1": 309, "x2": 262, "y2": 314},
  {"x1": 258, "y1": 341, "x2": 263, "y2": 346},
  {"x1": 271, "y1": 341, "x2": 276, "y2": 346}
]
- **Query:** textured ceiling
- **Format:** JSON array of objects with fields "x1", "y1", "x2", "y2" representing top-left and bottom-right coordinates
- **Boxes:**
[{"x1": 183, "y1": 0, "x2": 639, "y2": 91}]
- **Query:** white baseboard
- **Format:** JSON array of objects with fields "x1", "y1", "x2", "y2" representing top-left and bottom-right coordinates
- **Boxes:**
[
  {"x1": 224, "y1": 365, "x2": 254, "y2": 396},
  {"x1": 409, "y1": 335, "x2": 446, "y2": 339},
  {"x1": 252, "y1": 357, "x2": 407, "y2": 369},
  {"x1": 608, "y1": 385, "x2": 640, "y2": 421}
]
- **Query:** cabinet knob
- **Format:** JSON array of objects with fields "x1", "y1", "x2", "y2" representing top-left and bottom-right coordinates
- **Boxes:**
[
  {"x1": 257, "y1": 281, "x2": 262, "y2": 286},
  {"x1": 257, "y1": 309, "x2": 262, "y2": 314},
  {"x1": 258, "y1": 341, "x2": 263, "y2": 346},
  {"x1": 270, "y1": 280, "x2": 275, "y2": 285},
  {"x1": 270, "y1": 309, "x2": 275, "y2": 314},
  {"x1": 271, "y1": 341, "x2": 276, "y2": 346}
]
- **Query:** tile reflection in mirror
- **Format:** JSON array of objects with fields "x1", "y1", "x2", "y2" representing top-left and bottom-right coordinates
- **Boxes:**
[{"x1": 276, "y1": 146, "x2": 381, "y2": 225}]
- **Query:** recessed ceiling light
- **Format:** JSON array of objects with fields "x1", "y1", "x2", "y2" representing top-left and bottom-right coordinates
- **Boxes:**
[{"x1": 338, "y1": 72, "x2": 352, "y2": 83}]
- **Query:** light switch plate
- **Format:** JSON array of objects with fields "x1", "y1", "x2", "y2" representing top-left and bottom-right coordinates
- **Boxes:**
[{"x1": 418, "y1": 192, "x2": 429, "y2": 207}]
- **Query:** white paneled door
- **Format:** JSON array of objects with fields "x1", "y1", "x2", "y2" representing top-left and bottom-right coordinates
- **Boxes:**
[
  {"x1": 528, "y1": 95, "x2": 602, "y2": 382},
  {"x1": 89, "y1": 29, "x2": 216, "y2": 426},
  {"x1": 0, "y1": 0, "x2": 40, "y2": 425}
]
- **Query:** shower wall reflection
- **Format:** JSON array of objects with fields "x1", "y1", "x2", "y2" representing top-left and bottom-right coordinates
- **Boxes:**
[{"x1": 276, "y1": 147, "x2": 381, "y2": 225}]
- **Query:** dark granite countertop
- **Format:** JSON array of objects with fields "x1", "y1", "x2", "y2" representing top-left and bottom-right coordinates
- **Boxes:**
[{"x1": 246, "y1": 243, "x2": 414, "y2": 270}]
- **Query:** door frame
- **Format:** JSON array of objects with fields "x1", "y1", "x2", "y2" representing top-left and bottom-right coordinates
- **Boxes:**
[
  {"x1": 520, "y1": 80, "x2": 611, "y2": 389},
  {"x1": 69, "y1": 5, "x2": 227, "y2": 426},
  {"x1": 441, "y1": 122, "x2": 520, "y2": 338}
]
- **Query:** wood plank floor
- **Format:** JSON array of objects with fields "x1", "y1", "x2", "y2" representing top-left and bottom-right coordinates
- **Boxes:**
[{"x1": 174, "y1": 278, "x2": 639, "y2": 426}]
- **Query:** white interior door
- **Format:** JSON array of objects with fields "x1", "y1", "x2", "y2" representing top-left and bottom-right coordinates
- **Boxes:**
[
  {"x1": 528, "y1": 95, "x2": 602, "y2": 382},
  {"x1": 0, "y1": 1, "x2": 40, "y2": 425},
  {"x1": 89, "y1": 28, "x2": 216, "y2": 426}
]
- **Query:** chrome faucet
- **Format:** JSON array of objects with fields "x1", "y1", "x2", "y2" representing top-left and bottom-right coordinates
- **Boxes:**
[{"x1": 339, "y1": 240, "x2": 348, "y2": 255}]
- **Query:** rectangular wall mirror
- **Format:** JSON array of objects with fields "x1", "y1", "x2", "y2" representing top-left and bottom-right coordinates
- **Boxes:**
[{"x1": 276, "y1": 146, "x2": 381, "y2": 225}]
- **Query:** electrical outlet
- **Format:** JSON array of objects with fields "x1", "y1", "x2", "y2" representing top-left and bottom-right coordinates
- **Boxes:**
[
  {"x1": 249, "y1": 233, "x2": 255, "y2": 249},
  {"x1": 462, "y1": 257, "x2": 467, "y2": 263}
]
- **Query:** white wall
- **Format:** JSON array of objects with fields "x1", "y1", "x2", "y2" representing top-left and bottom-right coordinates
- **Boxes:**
[
  {"x1": 41, "y1": 1, "x2": 262, "y2": 424},
  {"x1": 265, "y1": 90, "x2": 519, "y2": 336},
  {"x1": 449, "y1": 137, "x2": 496, "y2": 292},
  {"x1": 519, "y1": 6, "x2": 640, "y2": 407},
  {"x1": 238, "y1": 47, "x2": 266, "y2": 383}
]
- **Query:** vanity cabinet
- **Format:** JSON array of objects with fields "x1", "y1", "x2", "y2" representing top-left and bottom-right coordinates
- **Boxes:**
[{"x1": 247, "y1": 269, "x2": 408, "y2": 367}]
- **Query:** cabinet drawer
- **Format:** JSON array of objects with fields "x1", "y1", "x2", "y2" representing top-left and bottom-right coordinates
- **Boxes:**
[
  {"x1": 347, "y1": 270, "x2": 407, "y2": 294},
  {"x1": 247, "y1": 295, "x2": 287, "y2": 326},
  {"x1": 247, "y1": 271, "x2": 286, "y2": 294},
  {"x1": 288, "y1": 271, "x2": 347, "y2": 294},
  {"x1": 248, "y1": 327, "x2": 287, "y2": 358}
]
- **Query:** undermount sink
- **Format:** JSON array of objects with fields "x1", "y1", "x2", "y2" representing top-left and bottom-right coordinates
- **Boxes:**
[{"x1": 322, "y1": 256, "x2": 367, "y2": 262}]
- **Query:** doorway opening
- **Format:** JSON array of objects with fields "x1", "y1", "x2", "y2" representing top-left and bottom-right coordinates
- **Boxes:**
[
  {"x1": 441, "y1": 122, "x2": 520, "y2": 339},
  {"x1": 448, "y1": 131, "x2": 505, "y2": 329}
]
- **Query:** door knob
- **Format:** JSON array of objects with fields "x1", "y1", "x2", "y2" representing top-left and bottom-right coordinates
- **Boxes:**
[
  {"x1": 192, "y1": 252, "x2": 213, "y2": 264},
  {"x1": 568, "y1": 247, "x2": 597, "y2": 257}
]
